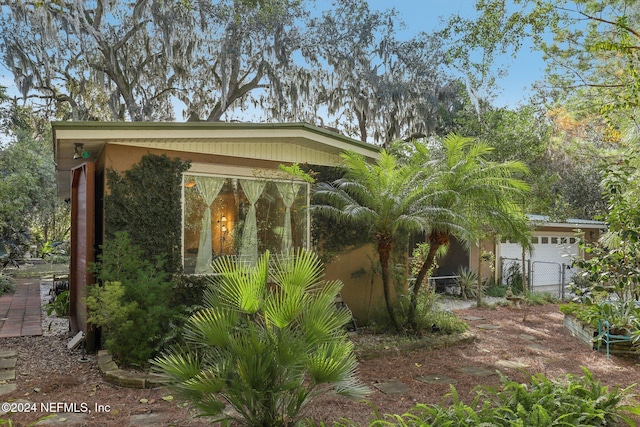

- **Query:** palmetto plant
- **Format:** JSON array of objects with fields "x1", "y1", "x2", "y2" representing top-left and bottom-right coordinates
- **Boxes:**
[
  {"x1": 152, "y1": 249, "x2": 368, "y2": 427},
  {"x1": 455, "y1": 267, "x2": 479, "y2": 300}
]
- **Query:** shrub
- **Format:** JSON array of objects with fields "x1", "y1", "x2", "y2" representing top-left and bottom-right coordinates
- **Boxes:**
[
  {"x1": 503, "y1": 262, "x2": 523, "y2": 292},
  {"x1": 0, "y1": 274, "x2": 15, "y2": 296},
  {"x1": 420, "y1": 310, "x2": 468, "y2": 335},
  {"x1": 86, "y1": 232, "x2": 178, "y2": 367},
  {"x1": 339, "y1": 368, "x2": 638, "y2": 426},
  {"x1": 485, "y1": 278, "x2": 509, "y2": 297},
  {"x1": 365, "y1": 289, "x2": 467, "y2": 336},
  {"x1": 490, "y1": 368, "x2": 636, "y2": 426},
  {"x1": 153, "y1": 249, "x2": 368, "y2": 426},
  {"x1": 170, "y1": 274, "x2": 209, "y2": 309},
  {"x1": 45, "y1": 290, "x2": 69, "y2": 317},
  {"x1": 524, "y1": 291, "x2": 558, "y2": 305},
  {"x1": 561, "y1": 301, "x2": 640, "y2": 337},
  {"x1": 455, "y1": 267, "x2": 478, "y2": 300},
  {"x1": 560, "y1": 302, "x2": 600, "y2": 327}
]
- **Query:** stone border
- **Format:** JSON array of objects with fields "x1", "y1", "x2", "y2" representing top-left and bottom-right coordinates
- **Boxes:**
[
  {"x1": 564, "y1": 314, "x2": 639, "y2": 357},
  {"x1": 97, "y1": 350, "x2": 167, "y2": 389},
  {"x1": 98, "y1": 331, "x2": 477, "y2": 386},
  {"x1": 354, "y1": 331, "x2": 476, "y2": 360},
  {"x1": 563, "y1": 314, "x2": 597, "y2": 349}
]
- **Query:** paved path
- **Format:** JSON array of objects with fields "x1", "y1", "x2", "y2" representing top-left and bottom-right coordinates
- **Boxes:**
[{"x1": 0, "y1": 279, "x2": 42, "y2": 338}]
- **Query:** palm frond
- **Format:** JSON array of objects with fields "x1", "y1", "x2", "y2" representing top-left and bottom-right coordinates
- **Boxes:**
[
  {"x1": 183, "y1": 307, "x2": 238, "y2": 347},
  {"x1": 211, "y1": 253, "x2": 268, "y2": 314},
  {"x1": 152, "y1": 350, "x2": 202, "y2": 382},
  {"x1": 307, "y1": 342, "x2": 365, "y2": 398},
  {"x1": 263, "y1": 288, "x2": 304, "y2": 329},
  {"x1": 271, "y1": 249, "x2": 324, "y2": 292},
  {"x1": 182, "y1": 368, "x2": 225, "y2": 395},
  {"x1": 154, "y1": 248, "x2": 368, "y2": 424}
]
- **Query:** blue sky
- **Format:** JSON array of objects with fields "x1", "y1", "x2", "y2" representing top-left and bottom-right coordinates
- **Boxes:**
[{"x1": 368, "y1": 0, "x2": 546, "y2": 108}]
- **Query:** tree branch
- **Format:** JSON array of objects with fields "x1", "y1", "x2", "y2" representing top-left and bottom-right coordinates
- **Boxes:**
[{"x1": 577, "y1": 10, "x2": 640, "y2": 39}]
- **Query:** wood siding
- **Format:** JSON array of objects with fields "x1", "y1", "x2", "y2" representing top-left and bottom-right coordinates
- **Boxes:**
[{"x1": 70, "y1": 162, "x2": 96, "y2": 350}]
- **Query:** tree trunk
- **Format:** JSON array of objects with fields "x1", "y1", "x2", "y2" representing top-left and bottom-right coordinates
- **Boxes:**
[
  {"x1": 377, "y1": 235, "x2": 402, "y2": 332},
  {"x1": 521, "y1": 245, "x2": 527, "y2": 295},
  {"x1": 476, "y1": 244, "x2": 483, "y2": 307},
  {"x1": 409, "y1": 232, "x2": 449, "y2": 331}
]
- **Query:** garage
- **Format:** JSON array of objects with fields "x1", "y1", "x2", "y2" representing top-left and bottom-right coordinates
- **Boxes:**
[{"x1": 497, "y1": 216, "x2": 605, "y2": 296}]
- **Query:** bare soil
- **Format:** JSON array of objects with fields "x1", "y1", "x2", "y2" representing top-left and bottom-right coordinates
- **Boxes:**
[{"x1": 3, "y1": 292, "x2": 640, "y2": 426}]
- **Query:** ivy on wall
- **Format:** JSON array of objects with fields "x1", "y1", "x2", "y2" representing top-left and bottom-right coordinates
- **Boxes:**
[
  {"x1": 300, "y1": 163, "x2": 372, "y2": 260},
  {"x1": 105, "y1": 154, "x2": 190, "y2": 274}
]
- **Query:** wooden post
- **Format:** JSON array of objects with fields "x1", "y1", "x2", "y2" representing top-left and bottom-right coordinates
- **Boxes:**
[{"x1": 521, "y1": 245, "x2": 527, "y2": 295}]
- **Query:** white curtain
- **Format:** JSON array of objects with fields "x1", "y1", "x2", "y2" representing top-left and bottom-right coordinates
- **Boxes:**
[
  {"x1": 239, "y1": 180, "x2": 266, "y2": 265},
  {"x1": 276, "y1": 182, "x2": 301, "y2": 252},
  {"x1": 194, "y1": 176, "x2": 225, "y2": 274}
]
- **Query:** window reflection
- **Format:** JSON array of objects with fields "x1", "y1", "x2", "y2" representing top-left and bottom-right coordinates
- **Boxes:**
[{"x1": 183, "y1": 175, "x2": 308, "y2": 274}]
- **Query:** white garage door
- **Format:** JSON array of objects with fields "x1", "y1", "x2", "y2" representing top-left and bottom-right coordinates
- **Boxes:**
[{"x1": 500, "y1": 232, "x2": 579, "y2": 289}]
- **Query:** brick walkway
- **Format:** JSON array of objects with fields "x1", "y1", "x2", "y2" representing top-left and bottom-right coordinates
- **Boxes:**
[{"x1": 0, "y1": 279, "x2": 42, "y2": 338}]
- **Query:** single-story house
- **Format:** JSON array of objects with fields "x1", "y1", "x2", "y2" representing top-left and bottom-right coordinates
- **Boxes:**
[
  {"x1": 54, "y1": 121, "x2": 602, "y2": 348},
  {"x1": 52, "y1": 121, "x2": 384, "y2": 348}
]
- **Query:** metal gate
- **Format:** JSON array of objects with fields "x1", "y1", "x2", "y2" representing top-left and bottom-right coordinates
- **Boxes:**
[{"x1": 500, "y1": 257, "x2": 572, "y2": 300}]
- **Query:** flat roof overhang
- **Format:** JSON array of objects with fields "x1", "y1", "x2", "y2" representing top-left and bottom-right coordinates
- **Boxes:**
[{"x1": 52, "y1": 121, "x2": 381, "y2": 200}]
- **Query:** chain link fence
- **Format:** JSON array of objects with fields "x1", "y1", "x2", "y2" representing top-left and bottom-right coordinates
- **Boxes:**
[{"x1": 500, "y1": 257, "x2": 572, "y2": 300}]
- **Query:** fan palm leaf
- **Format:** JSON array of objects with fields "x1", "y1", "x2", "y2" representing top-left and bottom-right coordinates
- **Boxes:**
[
  {"x1": 211, "y1": 253, "x2": 268, "y2": 314},
  {"x1": 183, "y1": 306, "x2": 237, "y2": 347},
  {"x1": 154, "y1": 249, "x2": 367, "y2": 426},
  {"x1": 152, "y1": 351, "x2": 202, "y2": 382}
]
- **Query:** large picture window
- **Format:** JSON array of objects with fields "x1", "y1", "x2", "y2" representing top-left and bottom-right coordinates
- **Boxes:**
[{"x1": 183, "y1": 174, "x2": 309, "y2": 274}]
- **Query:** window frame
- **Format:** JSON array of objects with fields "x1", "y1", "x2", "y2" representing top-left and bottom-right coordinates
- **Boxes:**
[{"x1": 181, "y1": 172, "x2": 311, "y2": 274}]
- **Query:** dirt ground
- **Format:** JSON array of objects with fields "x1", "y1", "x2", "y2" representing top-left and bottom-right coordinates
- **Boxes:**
[
  {"x1": 3, "y1": 301, "x2": 640, "y2": 426},
  {"x1": 308, "y1": 303, "x2": 640, "y2": 424}
]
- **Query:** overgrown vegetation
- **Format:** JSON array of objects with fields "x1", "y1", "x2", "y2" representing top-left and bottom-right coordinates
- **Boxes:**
[
  {"x1": 0, "y1": 107, "x2": 70, "y2": 265},
  {"x1": 565, "y1": 143, "x2": 640, "y2": 342},
  {"x1": 331, "y1": 368, "x2": 638, "y2": 427},
  {"x1": 0, "y1": 274, "x2": 15, "y2": 296},
  {"x1": 153, "y1": 249, "x2": 368, "y2": 426},
  {"x1": 45, "y1": 290, "x2": 69, "y2": 317},
  {"x1": 313, "y1": 135, "x2": 530, "y2": 334},
  {"x1": 86, "y1": 232, "x2": 179, "y2": 367},
  {"x1": 105, "y1": 154, "x2": 190, "y2": 274},
  {"x1": 366, "y1": 288, "x2": 468, "y2": 336}
]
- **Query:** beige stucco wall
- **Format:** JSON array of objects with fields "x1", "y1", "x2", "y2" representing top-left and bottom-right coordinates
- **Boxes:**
[
  {"x1": 323, "y1": 244, "x2": 402, "y2": 325},
  {"x1": 469, "y1": 239, "x2": 497, "y2": 282}
]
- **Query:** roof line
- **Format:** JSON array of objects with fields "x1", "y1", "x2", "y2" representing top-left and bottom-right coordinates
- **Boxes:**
[{"x1": 51, "y1": 121, "x2": 381, "y2": 154}]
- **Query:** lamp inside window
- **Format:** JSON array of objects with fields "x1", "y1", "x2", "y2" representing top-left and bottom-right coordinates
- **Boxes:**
[{"x1": 73, "y1": 143, "x2": 91, "y2": 159}]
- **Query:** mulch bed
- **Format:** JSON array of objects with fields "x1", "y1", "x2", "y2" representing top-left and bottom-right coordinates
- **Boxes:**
[
  {"x1": 306, "y1": 303, "x2": 640, "y2": 424},
  {"x1": 3, "y1": 302, "x2": 639, "y2": 426}
]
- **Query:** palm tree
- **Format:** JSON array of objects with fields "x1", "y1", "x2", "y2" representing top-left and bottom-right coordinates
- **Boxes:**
[
  {"x1": 153, "y1": 249, "x2": 367, "y2": 426},
  {"x1": 408, "y1": 134, "x2": 531, "y2": 330},
  {"x1": 313, "y1": 150, "x2": 432, "y2": 332}
]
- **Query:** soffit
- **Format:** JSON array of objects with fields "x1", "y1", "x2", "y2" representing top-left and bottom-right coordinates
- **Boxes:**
[{"x1": 52, "y1": 122, "x2": 380, "y2": 199}]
